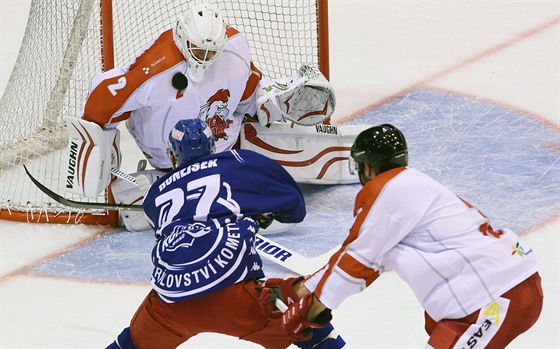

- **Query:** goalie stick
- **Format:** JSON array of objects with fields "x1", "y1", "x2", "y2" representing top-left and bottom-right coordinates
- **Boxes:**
[
  {"x1": 23, "y1": 165, "x2": 143, "y2": 211},
  {"x1": 23, "y1": 165, "x2": 338, "y2": 275}
]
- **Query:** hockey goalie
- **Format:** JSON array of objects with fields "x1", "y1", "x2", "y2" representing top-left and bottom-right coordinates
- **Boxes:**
[{"x1": 65, "y1": 3, "x2": 365, "y2": 232}]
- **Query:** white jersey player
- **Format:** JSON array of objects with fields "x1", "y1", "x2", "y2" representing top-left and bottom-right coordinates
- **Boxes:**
[
  {"x1": 260, "y1": 124, "x2": 543, "y2": 348},
  {"x1": 64, "y1": 2, "x2": 335, "y2": 231}
]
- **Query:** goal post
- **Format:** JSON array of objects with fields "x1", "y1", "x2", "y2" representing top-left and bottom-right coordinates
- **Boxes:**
[{"x1": 0, "y1": 0, "x2": 330, "y2": 224}]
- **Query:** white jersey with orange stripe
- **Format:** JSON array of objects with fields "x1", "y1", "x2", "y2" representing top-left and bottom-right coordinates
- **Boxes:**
[
  {"x1": 82, "y1": 26, "x2": 262, "y2": 170},
  {"x1": 304, "y1": 167, "x2": 539, "y2": 321}
]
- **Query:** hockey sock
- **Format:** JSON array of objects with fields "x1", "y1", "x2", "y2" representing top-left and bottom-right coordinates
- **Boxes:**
[
  {"x1": 105, "y1": 327, "x2": 138, "y2": 349},
  {"x1": 293, "y1": 323, "x2": 346, "y2": 349}
]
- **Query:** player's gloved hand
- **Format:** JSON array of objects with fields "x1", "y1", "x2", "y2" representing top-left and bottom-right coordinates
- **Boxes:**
[
  {"x1": 257, "y1": 276, "x2": 304, "y2": 319},
  {"x1": 282, "y1": 293, "x2": 333, "y2": 341},
  {"x1": 253, "y1": 212, "x2": 275, "y2": 229}
]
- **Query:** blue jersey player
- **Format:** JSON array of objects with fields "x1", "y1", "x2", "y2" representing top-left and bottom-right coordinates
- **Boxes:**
[{"x1": 106, "y1": 119, "x2": 345, "y2": 349}]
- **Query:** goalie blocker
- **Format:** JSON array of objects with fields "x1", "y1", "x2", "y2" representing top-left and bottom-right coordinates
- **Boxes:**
[{"x1": 65, "y1": 116, "x2": 121, "y2": 198}]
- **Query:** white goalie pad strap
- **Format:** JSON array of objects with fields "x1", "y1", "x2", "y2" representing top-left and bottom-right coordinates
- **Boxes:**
[
  {"x1": 240, "y1": 122, "x2": 370, "y2": 184},
  {"x1": 65, "y1": 116, "x2": 121, "y2": 198},
  {"x1": 256, "y1": 64, "x2": 335, "y2": 126},
  {"x1": 111, "y1": 169, "x2": 166, "y2": 232}
]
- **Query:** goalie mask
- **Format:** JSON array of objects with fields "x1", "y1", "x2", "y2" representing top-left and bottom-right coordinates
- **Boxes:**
[
  {"x1": 175, "y1": 3, "x2": 227, "y2": 82},
  {"x1": 349, "y1": 124, "x2": 408, "y2": 183},
  {"x1": 168, "y1": 119, "x2": 216, "y2": 167}
]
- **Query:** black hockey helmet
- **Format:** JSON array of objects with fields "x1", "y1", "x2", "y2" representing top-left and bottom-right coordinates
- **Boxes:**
[{"x1": 350, "y1": 124, "x2": 408, "y2": 177}]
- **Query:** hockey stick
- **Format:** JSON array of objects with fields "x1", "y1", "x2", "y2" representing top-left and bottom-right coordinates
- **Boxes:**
[
  {"x1": 24, "y1": 165, "x2": 338, "y2": 275},
  {"x1": 23, "y1": 165, "x2": 143, "y2": 211},
  {"x1": 255, "y1": 233, "x2": 339, "y2": 275},
  {"x1": 111, "y1": 167, "x2": 139, "y2": 185}
]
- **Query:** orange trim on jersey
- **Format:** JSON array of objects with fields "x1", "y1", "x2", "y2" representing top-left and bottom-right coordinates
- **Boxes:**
[
  {"x1": 338, "y1": 253, "x2": 380, "y2": 286},
  {"x1": 225, "y1": 25, "x2": 239, "y2": 38},
  {"x1": 241, "y1": 61, "x2": 263, "y2": 101},
  {"x1": 458, "y1": 196, "x2": 503, "y2": 238},
  {"x1": 314, "y1": 167, "x2": 407, "y2": 298},
  {"x1": 83, "y1": 29, "x2": 185, "y2": 126}
]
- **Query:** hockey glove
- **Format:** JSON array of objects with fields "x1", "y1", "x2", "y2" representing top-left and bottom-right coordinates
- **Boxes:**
[
  {"x1": 256, "y1": 64, "x2": 335, "y2": 126},
  {"x1": 282, "y1": 293, "x2": 333, "y2": 341},
  {"x1": 253, "y1": 212, "x2": 275, "y2": 229},
  {"x1": 258, "y1": 276, "x2": 304, "y2": 319}
]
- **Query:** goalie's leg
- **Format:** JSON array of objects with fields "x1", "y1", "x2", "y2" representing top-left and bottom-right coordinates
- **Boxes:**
[{"x1": 111, "y1": 169, "x2": 166, "y2": 232}]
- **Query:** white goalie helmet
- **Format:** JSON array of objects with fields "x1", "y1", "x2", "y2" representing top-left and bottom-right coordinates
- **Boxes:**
[{"x1": 175, "y1": 3, "x2": 227, "y2": 82}]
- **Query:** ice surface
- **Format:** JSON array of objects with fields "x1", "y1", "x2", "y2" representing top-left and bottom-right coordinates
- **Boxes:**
[{"x1": 1, "y1": 1, "x2": 558, "y2": 348}]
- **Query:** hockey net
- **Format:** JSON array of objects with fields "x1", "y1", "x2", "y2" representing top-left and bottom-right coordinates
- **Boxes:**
[{"x1": 0, "y1": 0, "x2": 329, "y2": 225}]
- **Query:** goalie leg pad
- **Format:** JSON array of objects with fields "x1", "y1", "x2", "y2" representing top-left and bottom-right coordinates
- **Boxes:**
[
  {"x1": 66, "y1": 116, "x2": 121, "y2": 198},
  {"x1": 241, "y1": 122, "x2": 371, "y2": 184},
  {"x1": 256, "y1": 64, "x2": 335, "y2": 126},
  {"x1": 111, "y1": 169, "x2": 166, "y2": 232}
]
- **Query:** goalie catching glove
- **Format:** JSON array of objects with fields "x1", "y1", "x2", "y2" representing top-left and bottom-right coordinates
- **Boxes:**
[{"x1": 256, "y1": 64, "x2": 335, "y2": 126}]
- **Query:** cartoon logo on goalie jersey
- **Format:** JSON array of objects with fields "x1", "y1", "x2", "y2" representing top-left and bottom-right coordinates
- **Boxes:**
[{"x1": 199, "y1": 89, "x2": 234, "y2": 141}]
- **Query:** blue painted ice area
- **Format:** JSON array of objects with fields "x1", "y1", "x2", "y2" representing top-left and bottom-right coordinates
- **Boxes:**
[
  {"x1": 30, "y1": 88, "x2": 559, "y2": 282},
  {"x1": 347, "y1": 89, "x2": 559, "y2": 232}
]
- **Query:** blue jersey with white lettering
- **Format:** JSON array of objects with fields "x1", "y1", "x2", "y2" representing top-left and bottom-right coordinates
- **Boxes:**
[{"x1": 142, "y1": 149, "x2": 306, "y2": 302}]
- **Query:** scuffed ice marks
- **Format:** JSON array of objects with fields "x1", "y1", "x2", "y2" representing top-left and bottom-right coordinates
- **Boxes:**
[{"x1": 348, "y1": 88, "x2": 559, "y2": 232}]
